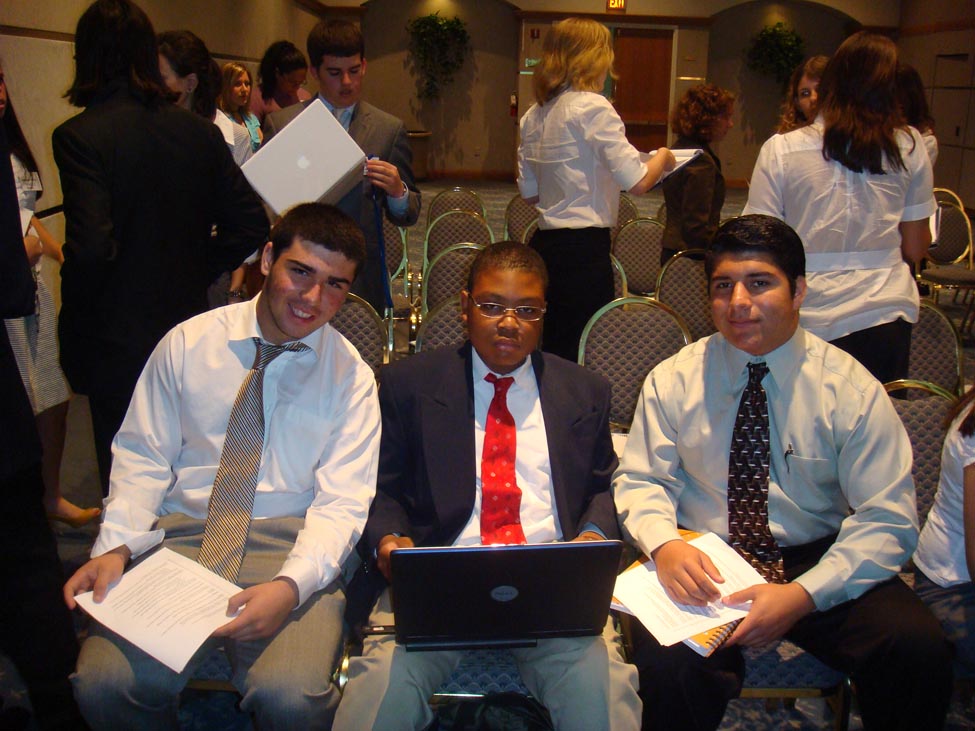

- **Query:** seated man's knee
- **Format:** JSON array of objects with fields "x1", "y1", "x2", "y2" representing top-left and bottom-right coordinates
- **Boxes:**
[{"x1": 241, "y1": 662, "x2": 338, "y2": 725}]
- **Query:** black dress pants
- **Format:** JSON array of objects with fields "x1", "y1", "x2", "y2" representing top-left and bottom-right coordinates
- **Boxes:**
[{"x1": 529, "y1": 227, "x2": 613, "y2": 363}]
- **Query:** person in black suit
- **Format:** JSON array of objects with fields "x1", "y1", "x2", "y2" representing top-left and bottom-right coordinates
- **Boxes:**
[
  {"x1": 0, "y1": 99, "x2": 86, "y2": 731},
  {"x1": 52, "y1": 0, "x2": 268, "y2": 494},
  {"x1": 263, "y1": 19, "x2": 420, "y2": 315},
  {"x1": 334, "y1": 242, "x2": 641, "y2": 731}
]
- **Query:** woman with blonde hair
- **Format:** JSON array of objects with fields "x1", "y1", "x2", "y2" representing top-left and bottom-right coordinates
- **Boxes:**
[
  {"x1": 776, "y1": 55, "x2": 829, "y2": 134},
  {"x1": 518, "y1": 17, "x2": 674, "y2": 360},
  {"x1": 218, "y1": 61, "x2": 262, "y2": 152},
  {"x1": 745, "y1": 32, "x2": 935, "y2": 383}
]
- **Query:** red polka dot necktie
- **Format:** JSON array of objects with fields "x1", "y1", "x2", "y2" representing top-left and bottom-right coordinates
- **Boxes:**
[{"x1": 480, "y1": 374, "x2": 527, "y2": 545}]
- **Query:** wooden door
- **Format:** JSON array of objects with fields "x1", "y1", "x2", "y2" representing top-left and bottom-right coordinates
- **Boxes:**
[{"x1": 613, "y1": 28, "x2": 673, "y2": 151}]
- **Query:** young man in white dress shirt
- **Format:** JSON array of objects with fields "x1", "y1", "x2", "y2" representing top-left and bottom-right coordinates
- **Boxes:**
[
  {"x1": 63, "y1": 203, "x2": 381, "y2": 730},
  {"x1": 613, "y1": 215, "x2": 952, "y2": 731}
]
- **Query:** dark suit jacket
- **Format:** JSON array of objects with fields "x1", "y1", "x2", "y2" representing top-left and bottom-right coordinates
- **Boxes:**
[
  {"x1": 345, "y1": 344, "x2": 620, "y2": 625},
  {"x1": 264, "y1": 98, "x2": 420, "y2": 313},
  {"x1": 52, "y1": 81, "x2": 268, "y2": 399},
  {"x1": 662, "y1": 138, "x2": 725, "y2": 254},
  {"x1": 366, "y1": 343, "x2": 620, "y2": 550}
]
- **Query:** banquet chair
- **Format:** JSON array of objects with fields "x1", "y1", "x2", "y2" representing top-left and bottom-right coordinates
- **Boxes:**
[
  {"x1": 934, "y1": 187, "x2": 965, "y2": 209},
  {"x1": 884, "y1": 380, "x2": 954, "y2": 527},
  {"x1": 907, "y1": 300, "x2": 964, "y2": 397},
  {"x1": 381, "y1": 215, "x2": 409, "y2": 300},
  {"x1": 610, "y1": 253, "x2": 628, "y2": 299},
  {"x1": 421, "y1": 243, "x2": 484, "y2": 317},
  {"x1": 578, "y1": 297, "x2": 691, "y2": 430},
  {"x1": 504, "y1": 194, "x2": 539, "y2": 243},
  {"x1": 654, "y1": 249, "x2": 715, "y2": 341},
  {"x1": 612, "y1": 191, "x2": 641, "y2": 241},
  {"x1": 423, "y1": 210, "x2": 494, "y2": 273},
  {"x1": 414, "y1": 296, "x2": 466, "y2": 353},
  {"x1": 329, "y1": 292, "x2": 389, "y2": 376},
  {"x1": 612, "y1": 217, "x2": 665, "y2": 295},
  {"x1": 425, "y1": 187, "x2": 487, "y2": 231},
  {"x1": 919, "y1": 202, "x2": 975, "y2": 333},
  {"x1": 522, "y1": 219, "x2": 539, "y2": 245}
]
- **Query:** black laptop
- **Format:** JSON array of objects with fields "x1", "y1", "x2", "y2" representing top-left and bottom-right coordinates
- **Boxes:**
[{"x1": 388, "y1": 540, "x2": 623, "y2": 651}]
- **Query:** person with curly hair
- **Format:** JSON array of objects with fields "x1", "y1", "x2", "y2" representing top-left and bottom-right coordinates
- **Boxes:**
[
  {"x1": 776, "y1": 55, "x2": 829, "y2": 134},
  {"x1": 661, "y1": 84, "x2": 735, "y2": 265},
  {"x1": 518, "y1": 17, "x2": 674, "y2": 360}
]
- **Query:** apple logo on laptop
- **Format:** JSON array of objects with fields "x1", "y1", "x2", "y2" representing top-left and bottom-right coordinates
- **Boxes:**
[
  {"x1": 490, "y1": 585, "x2": 519, "y2": 602},
  {"x1": 297, "y1": 155, "x2": 311, "y2": 170}
]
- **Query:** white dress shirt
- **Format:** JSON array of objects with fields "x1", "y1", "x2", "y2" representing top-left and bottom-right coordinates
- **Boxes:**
[
  {"x1": 915, "y1": 409, "x2": 974, "y2": 586},
  {"x1": 93, "y1": 296, "x2": 381, "y2": 606},
  {"x1": 613, "y1": 327, "x2": 918, "y2": 611},
  {"x1": 453, "y1": 351, "x2": 559, "y2": 545},
  {"x1": 518, "y1": 90, "x2": 646, "y2": 230},
  {"x1": 744, "y1": 120, "x2": 935, "y2": 341}
]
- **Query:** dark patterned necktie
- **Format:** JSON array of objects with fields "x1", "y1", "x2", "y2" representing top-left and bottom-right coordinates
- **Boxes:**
[
  {"x1": 197, "y1": 337, "x2": 308, "y2": 581},
  {"x1": 480, "y1": 374, "x2": 527, "y2": 545},
  {"x1": 727, "y1": 362, "x2": 785, "y2": 583}
]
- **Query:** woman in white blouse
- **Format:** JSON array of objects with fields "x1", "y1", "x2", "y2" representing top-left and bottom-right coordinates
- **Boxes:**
[
  {"x1": 914, "y1": 387, "x2": 975, "y2": 677},
  {"x1": 517, "y1": 18, "x2": 674, "y2": 361},
  {"x1": 744, "y1": 32, "x2": 934, "y2": 383}
]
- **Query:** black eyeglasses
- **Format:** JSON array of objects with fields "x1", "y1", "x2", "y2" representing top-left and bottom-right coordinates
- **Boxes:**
[{"x1": 470, "y1": 298, "x2": 546, "y2": 322}]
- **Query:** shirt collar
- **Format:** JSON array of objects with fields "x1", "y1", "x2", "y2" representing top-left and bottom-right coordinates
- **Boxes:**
[
  {"x1": 318, "y1": 95, "x2": 357, "y2": 120},
  {"x1": 471, "y1": 348, "x2": 534, "y2": 390},
  {"x1": 719, "y1": 327, "x2": 806, "y2": 390},
  {"x1": 226, "y1": 294, "x2": 322, "y2": 361}
]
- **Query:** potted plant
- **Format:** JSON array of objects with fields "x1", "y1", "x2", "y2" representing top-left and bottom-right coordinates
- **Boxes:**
[
  {"x1": 746, "y1": 22, "x2": 805, "y2": 86},
  {"x1": 406, "y1": 12, "x2": 471, "y2": 100}
]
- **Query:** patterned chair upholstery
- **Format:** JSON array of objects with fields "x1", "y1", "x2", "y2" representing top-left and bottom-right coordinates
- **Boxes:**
[
  {"x1": 884, "y1": 380, "x2": 954, "y2": 526},
  {"x1": 920, "y1": 202, "x2": 975, "y2": 334},
  {"x1": 612, "y1": 191, "x2": 641, "y2": 241},
  {"x1": 423, "y1": 210, "x2": 494, "y2": 272},
  {"x1": 329, "y1": 293, "x2": 389, "y2": 375},
  {"x1": 433, "y1": 649, "x2": 533, "y2": 698},
  {"x1": 741, "y1": 641, "x2": 850, "y2": 731},
  {"x1": 654, "y1": 249, "x2": 715, "y2": 342},
  {"x1": 578, "y1": 297, "x2": 691, "y2": 430},
  {"x1": 415, "y1": 296, "x2": 466, "y2": 353},
  {"x1": 504, "y1": 194, "x2": 539, "y2": 244},
  {"x1": 381, "y1": 215, "x2": 409, "y2": 300},
  {"x1": 425, "y1": 187, "x2": 487, "y2": 231},
  {"x1": 908, "y1": 300, "x2": 964, "y2": 397},
  {"x1": 612, "y1": 217, "x2": 665, "y2": 295},
  {"x1": 422, "y1": 243, "x2": 484, "y2": 316}
]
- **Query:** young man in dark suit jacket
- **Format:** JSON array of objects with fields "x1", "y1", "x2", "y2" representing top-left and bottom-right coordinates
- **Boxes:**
[
  {"x1": 263, "y1": 19, "x2": 420, "y2": 315},
  {"x1": 334, "y1": 242, "x2": 641, "y2": 731}
]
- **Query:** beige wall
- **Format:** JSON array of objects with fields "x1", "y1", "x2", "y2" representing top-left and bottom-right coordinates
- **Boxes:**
[
  {"x1": 0, "y1": 0, "x2": 322, "y2": 214},
  {"x1": 361, "y1": 0, "x2": 520, "y2": 178},
  {"x1": 706, "y1": 1, "x2": 853, "y2": 186},
  {"x1": 898, "y1": 0, "x2": 975, "y2": 206}
]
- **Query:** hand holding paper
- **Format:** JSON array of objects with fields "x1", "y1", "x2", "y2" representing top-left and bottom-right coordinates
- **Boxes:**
[{"x1": 72, "y1": 548, "x2": 242, "y2": 672}]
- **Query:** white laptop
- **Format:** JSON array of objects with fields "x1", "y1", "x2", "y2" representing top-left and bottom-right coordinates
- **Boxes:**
[{"x1": 241, "y1": 98, "x2": 365, "y2": 215}]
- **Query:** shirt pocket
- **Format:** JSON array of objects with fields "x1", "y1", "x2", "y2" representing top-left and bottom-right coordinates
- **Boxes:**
[
  {"x1": 780, "y1": 454, "x2": 836, "y2": 513},
  {"x1": 262, "y1": 403, "x2": 334, "y2": 495}
]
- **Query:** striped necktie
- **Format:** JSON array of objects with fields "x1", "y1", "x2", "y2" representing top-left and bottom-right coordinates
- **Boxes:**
[{"x1": 197, "y1": 337, "x2": 308, "y2": 581}]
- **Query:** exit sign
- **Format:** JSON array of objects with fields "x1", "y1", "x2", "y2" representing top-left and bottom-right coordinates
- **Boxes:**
[{"x1": 607, "y1": 0, "x2": 626, "y2": 12}]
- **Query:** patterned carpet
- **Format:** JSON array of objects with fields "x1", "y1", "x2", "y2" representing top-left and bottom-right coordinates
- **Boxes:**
[{"x1": 2, "y1": 180, "x2": 973, "y2": 729}]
